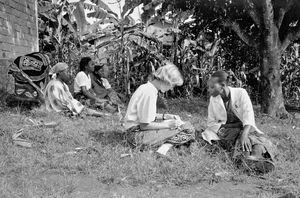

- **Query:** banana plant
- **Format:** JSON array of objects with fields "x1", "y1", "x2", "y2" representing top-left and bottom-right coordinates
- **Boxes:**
[{"x1": 77, "y1": 0, "x2": 165, "y2": 96}]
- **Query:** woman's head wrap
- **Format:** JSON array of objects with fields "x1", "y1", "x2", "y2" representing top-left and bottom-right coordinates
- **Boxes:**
[{"x1": 153, "y1": 61, "x2": 183, "y2": 86}]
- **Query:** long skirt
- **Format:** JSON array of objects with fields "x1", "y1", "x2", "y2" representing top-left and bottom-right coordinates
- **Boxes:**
[
  {"x1": 125, "y1": 122, "x2": 195, "y2": 148},
  {"x1": 217, "y1": 127, "x2": 276, "y2": 173}
]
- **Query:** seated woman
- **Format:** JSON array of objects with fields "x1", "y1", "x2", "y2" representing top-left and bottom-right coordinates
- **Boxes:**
[
  {"x1": 202, "y1": 71, "x2": 276, "y2": 173},
  {"x1": 73, "y1": 57, "x2": 117, "y2": 112},
  {"x1": 123, "y1": 62, "x2": 195, "y2": 154},
  {"x1": 44, "y1": 62, "x2": 109, "y2": 117},
  {"x1": 91, "y1": 64, "x2": 124, "y2": 107}
]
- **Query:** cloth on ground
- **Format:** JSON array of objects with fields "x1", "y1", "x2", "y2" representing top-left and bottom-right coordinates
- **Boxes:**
[{"x1": 8, "y1": 52, "x2": 51, "y2": 99}]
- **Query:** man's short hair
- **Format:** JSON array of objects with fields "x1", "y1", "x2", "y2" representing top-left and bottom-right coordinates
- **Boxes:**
[{"x1": 211, "y1": 71, "x2": 229, "y2": 84}]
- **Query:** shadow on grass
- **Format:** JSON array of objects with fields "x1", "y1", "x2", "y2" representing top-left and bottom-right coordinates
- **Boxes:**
[{"x1": 89, "y1": 130, "x2": 128, "y2": 147}]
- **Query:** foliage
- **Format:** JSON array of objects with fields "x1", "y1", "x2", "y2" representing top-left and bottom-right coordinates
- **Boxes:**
[
  {"x1": 36, "y1": 0, "x2": 300, "y2": 109},
  {"x1": 281, "y1": 44, "x2": 300, "y2": 107}
]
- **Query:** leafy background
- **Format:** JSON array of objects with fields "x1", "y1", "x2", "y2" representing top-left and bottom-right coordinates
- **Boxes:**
[{"x1": 37, "y1": 0, "x2": 300, "y2": 107}]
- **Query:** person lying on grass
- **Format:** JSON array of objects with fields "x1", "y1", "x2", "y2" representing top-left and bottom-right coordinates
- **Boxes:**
[
  {"x1": 73, "y1": 57, "x2": 117, "y2": 113},
  {"x1": 44, "y1": 62, "x2": 110, "y2": 117},
  {"x1": 202, "y1": 71, "x2": 276, "y2": 173},
  {"x1": 91, "y1": 64, "x2": 124, "y2": 108},
  {"x1": 123, "y1": 62, "x2": 195, "y2": 155}
]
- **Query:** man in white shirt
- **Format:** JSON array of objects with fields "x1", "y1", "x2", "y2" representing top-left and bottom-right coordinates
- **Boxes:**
[{"x1": 202, "y1": 70, "x2": 276, "y2": 173}]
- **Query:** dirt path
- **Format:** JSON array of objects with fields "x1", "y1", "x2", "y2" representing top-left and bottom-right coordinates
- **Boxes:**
[
  {"x1": 45, "y1": 175, "x2": 277, "y2": 198},
  {"x1": 71, "y1": 181, "x2": 273, "y2": 198}
]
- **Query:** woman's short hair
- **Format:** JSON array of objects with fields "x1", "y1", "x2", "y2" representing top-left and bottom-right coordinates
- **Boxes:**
[
  {"x1": 79, "y1": 57, "x2": 92, "y2": 71},
  {"x1": 153, "y1": 62, "x2": 183, "y2": 86},
  {"x1": 211, "y1": 71, "x2": 229, "y2": 84}
]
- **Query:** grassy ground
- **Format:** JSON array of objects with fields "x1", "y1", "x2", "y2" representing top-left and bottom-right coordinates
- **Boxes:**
[{"x1": 0, "y1": 98, "x2": 299, "y2": 197}]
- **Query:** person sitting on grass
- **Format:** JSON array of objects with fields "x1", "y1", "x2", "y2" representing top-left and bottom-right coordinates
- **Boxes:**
[
  {"x1": 44, "y1": 62, "x2": 110, "y2": 117},
  {"x1": 73, "y1": 57, "x2": 117, "y2": 113},
  {"x1": 123, "y1": 62, "x2": 195, "y2": 155},
  {"x1": 91, "y1": 64, "x2": 124, "y2": 107},
  {"x1": 202, "y1": 71, "x2": 276, "y2": 173}
]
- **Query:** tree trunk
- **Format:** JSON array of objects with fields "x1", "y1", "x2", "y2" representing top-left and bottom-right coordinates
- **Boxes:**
[{"x1": 259, "y1": 47, "x2": 288, "y2": 118}]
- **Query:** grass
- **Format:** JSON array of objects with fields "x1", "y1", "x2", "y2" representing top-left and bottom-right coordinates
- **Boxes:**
[{"x1": 0, "y1": 97, "x2": 299, "y2": 197}]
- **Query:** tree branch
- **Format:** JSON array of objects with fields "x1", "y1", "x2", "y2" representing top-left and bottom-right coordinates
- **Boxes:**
[
  {"x1": 277, "y1": 0, "x2": 293, "y2": 29},
  {"x1": 223, "y1": 21, "x2": 258, "y2": 48},
  {"x1": 262, "y1": 0, "x2": 275, "y2": 30},
  {"x1": 281, "y1": 23, "x2": 300, "y2": 50},
  {"x1": 244, "y1": 0, "x2": 262, "y2": 28}
]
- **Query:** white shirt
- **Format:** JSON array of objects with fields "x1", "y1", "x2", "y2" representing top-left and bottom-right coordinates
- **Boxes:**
[
  {"x1": 101, "y1": 78, "x2": 111, "y2": 89},
  {"x1": 202, "y1": 86, "x2": 263, "y2": 144},
  {"x1": 124, "y1": 81, "x2": 158, "y2": 129},
  {"x1": 74, "y1": 71, "x2": 92, "y2": 93}
]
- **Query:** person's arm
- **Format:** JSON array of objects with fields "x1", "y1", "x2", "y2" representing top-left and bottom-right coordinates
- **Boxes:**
[
  {"x1": 140, "y1": 122, "x2": 169, "y2": 130},
  {"x1": 221, "y1": 122, "x2": 243, "y2": 129},
  {"x1": 240, "y1": 89, "x2": 256, "y2": 128},
  {"x1": 239, "y1": 89, "x2": 256, "y2": 152},
  {"x1": 139, "y1": 120, "x2": 180, "y2": 130},
  {"x1": 240, "y1": 125, "x2": 252, "y2": 152},
  {"x1": 207, "y1": 99, "x2": 218, "y2": 129},
  {"x1": 155, "y1": 113, "x2": 181, "y2": 121},
  {"x1": 165, "y1": 114, "x2": 181, "y2": 120},
  {"x1": 102, "y1": 78, "x2": 112, "y2": 89},
  {"x1": 136, "y1": 92, "x2": 180, "y2": 130},
  {"x1": 81, "y1": 86, "x2": 107, "y2": 103}
]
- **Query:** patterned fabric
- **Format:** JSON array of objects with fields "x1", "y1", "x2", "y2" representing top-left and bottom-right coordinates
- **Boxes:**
[
  {"x1": 217, "y1": 126, "x2": 276, "y2": 162},
  {"x1": 45, "y1": 79, "x2": 84, "y2": 115},
  {"x1": 217, "y1": 101, "x2": 276, "y2": 162},
  {"x1": 166, "y1": 122, "x2": 196, "y2": 145},
  {"x1": 125, "y1": 121, "x2": 195, "y2": 148},
  {"x1": 8, "y1": 52, "x2": 51, "y2": 99},
  {"x1": 91, "y1": 73, "x2": 124, "y2": 106}
]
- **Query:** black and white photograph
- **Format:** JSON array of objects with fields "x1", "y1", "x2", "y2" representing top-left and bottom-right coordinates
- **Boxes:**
[{"x1": 0, "y1": 0, "x2": 299, "y2": 197}]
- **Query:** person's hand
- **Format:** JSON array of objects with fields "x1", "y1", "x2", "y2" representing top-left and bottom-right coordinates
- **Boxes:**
[
  {"x1": 167, "y1": 120, "x2": 181, "y2": 129},
  {"x1": 240, "y1": 133, "x2": 252, "y2": 152},
  {"x1": 172, "y1": 115, "x2": 181, "y2": 120},
  {"x1": 164, "y1": 114, "x2": 181, "y2": 120}
]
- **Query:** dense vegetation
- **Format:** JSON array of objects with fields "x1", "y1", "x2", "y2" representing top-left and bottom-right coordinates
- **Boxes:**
[{"x1": 37, "y1": 0, "x2": 300, "y2": 116}]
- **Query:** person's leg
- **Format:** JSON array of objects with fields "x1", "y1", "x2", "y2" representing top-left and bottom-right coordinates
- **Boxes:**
[
  {"x1": 250, "y1": 144, "x2": 266, "y2": 159},
  {"x1": 104, "y1": 103, "x2": 118, "y2": 112},
  {"x1": 137, "y1": 128, "x2": 181, "y2": 146},
  {"x1": 84, "y1": 107, "x2": 111, "y2": 117}
]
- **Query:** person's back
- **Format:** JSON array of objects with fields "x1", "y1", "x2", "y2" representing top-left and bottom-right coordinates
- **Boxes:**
[{"x1": 124, "y1": 82, "x2": 158, "y2": 130}]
